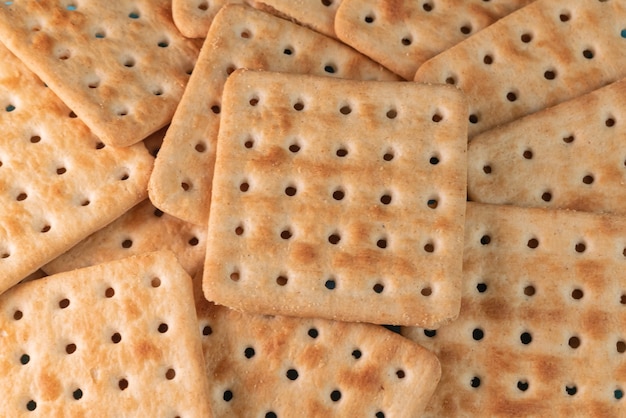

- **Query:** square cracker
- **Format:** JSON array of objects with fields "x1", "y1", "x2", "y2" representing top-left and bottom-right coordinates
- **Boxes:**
[
  {"x1": 42, "y1": 199, "x2": 207, "y2": 278},
  {"x1": 468, "y1": 78, "x2": 626, "y2": 215},
  {"x1": 204, "y1": 69, "x2": 468, "y2": 327},
  {"x1": 250, "y1": 0, "x2": 344, "y2": 39},
  {"x1": 0, "y1": 0, "x2": 201, "y2": 147},
  {"x1": 0, "y1": 43, "x2": 152, "y2": 295},
  {"x1": 0, "y1": 251, "x2": 211, "y2": 417},
  {"x1": 404, "y1": 202, "x2": 626, "y2": 417},
  {"x1": 172, "y1": 0, "x2": 245, "y2": 39},
  {"x1": 148, "y1": 3, "x2": 399, "y2": 226},
  {"x1": 414, "y1": 0, "x2": 626, "y2": 138},
  {"x1": 193, "y1": 272, "x2": 441, "y2": 417},
  {"x1": 335, "y1": 0, "x2": 533, "y2": 80}
]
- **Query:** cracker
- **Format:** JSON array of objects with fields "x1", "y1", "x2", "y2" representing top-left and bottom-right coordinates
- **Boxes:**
[
  {"x1": 468, "y1": 78, "x2": 626, "y2": 214},
  {"x1": 172, "y1": 0, "x2": 244, "y2": 39},
  {"x1": 404, "y1": 202, "x2": 626, "y2": 416},
  {"x1": 250, "y1": 0, "x2": 343, "y2": 38},
  {"x1": 414, "y1": 0, "x2": 626, "y2": 138},
  {"x1": 0, "y1": 251, "x2": 211, "y2": 416},
  {"x1": 0, "y1": 43, "x2": 152, "y2": 295},
  {"x1": 335, "y1": 0, "x2": 533, "y2": 80},
  {"x1": 42, "y1": 199, "x2": 206, "y2": 277},
  {"x1": 0, "y1": 0, "x2": 201, "y2": 147},
  {"x1": 204, "y1": 69, "x2": 467, "y2": 327},
  {"x1": 193, "y1": 273, "x2": 440, "y2": 417},
  {"x1": 149, "y1": 3, "x2": 400, "y2": 226}
]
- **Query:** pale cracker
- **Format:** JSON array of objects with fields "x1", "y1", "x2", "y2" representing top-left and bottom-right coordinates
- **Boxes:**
[
  {"x1": 193, "y1": 272, "x2": 441, "y2": 417},
  {"x1": 0, "y1": 43, "x2": 152, "y2": 295},
  {"x1": 405, "y1": 202, "x2": 626, "y2": 417},
  {"x1": 468, "y1": 78, "x2": 626, "y2": 214},
  {"x1": 250, "y1": 0, "x2": 343, "y2": 38},
  {"x1": 149, "y1": 3, "x2": 400, "y2": 226},
  {"x1": 335, "y1": 0, "x2": 534, "y2": 80},
  {"x1": 42, "y1": 199, "x2": 206, "y2": 278},
  {"x1": 414, "y1": 0, "x2": 626, "y2": 138},
  {"x1": 0, "y1": 251, "x2": 211, "y2": 417},
  {"x1": 0, "y1": 0, "x2": 201, "y2": 147},
  {"x1": 172, "y1": 0, "x2": 244, "y2": 39},
  {"x1": 204, "y1": 69, "x2": 468, "y2": 327}
]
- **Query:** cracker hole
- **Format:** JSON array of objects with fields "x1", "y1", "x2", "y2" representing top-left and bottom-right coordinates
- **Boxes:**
[
  {"x1": 244, "y1": 347, "x2": 255, "y2": 358},
  {"x1": 445, "y1": 76, "x2": 456, "y2": 85},
  {"x1": 483, "y1": 55, "x2": 493, "y2": 65},
  {"x1": 325, "y1": 279, "x2": 336, "y2": 290},
  {"x1": 401, "y1": 37, "x2": 412, "y2": 46},
  {"x1": 111, "y1": 332, "x2": 122, "y2": 344},
  {"x1": 128, "y1": 11, "x2": 139, "y2": 19},
  {"x1": 58, "y1": 298, "x2": 70, "y2": 309},
  {"x1": 80, "y1": 199, "x2": 90, "y2": 207},
  {"x1": 69, "y1": 111, "x2": 77, "y2": 118},
  {"x1": 293, "y1": 102, "x2": 304, "y2": 111},
  {"x1": 520, "y1": 332, "x2": 532, "y2": 345},
  {"x1": 285, "y1": 186, "x2": 297, "y2": 196},
  {"x1": 286, "y1": 369, "x2": 299, "y2": 381},
  {"x1": 424, "y1": 329, "x2": 437, "y2": 337},
  {"x1": 521, "y1": 33, "x2": 532, "y2": 43},
  {"x1": 249, "y1": 97, "x2": 259, "y2": 106},
  {"x1": 620, "y1": 294, "x2": 626, "y2": 305},
  {"x1": 460, "y1": 25, "x2": 472, "y2": 35},
  {"x1": 203, "y1": 325, "x2": 213, "y2": 336},
  {"x1": 58, "y1": 50, "x2": 71, "y2": 60},
  {"x1": 289, "y1": 143, "x2": 300, "y2": 153},
  {"x1": 235, "y1": 225, "x2": 244, "y2": 236},
  {"x1": 276, "y1": 275, "x2": 288, "y2": 286},
  {"x1": 352, "y1": 349, "x2": 362, "y2": 359},
  {"x1": 524, "y1": 285, "x2": 536, "y2": 296},
  {"x1": 622, "y1": 29, "x2": 626, "y2": 38},
  {"x1": 566, "y1": 385, "x2": 577, "y2": 396},
  {"x1": 430, "y1": 156, "x2": 440, "y2": 165},
  {"x1": 1, "y1": 252, "x2": 9, "y2": 259},
  {"x1": 151, "y1": 277, "x2": 161, "y2": 288},
  {"x1": 507, "y1": 92, "x2": 518, "y2": 102},
  {"x1": 575, "y1": 242, "x2": 586, "y2": 253},
  {"x1": 225, "y1": 66, "x2": 236, "y2": 76},
  {"x1": 480, "y1": 235, "x2": 491, "y2": 245},
  {"x1": 308, "y1": 328, "x2": 319, "y2": 339},
  {"x1": 336, "y1": 148, "x2": 348, "y2": 157},
  {"x1": 157, "y1": 40, "x2": 169, "y2": 48},
  {"x1": 483, "y1": 165, "x2": 492, "y2": 174},
  {"x1": 198, "y1": 1, "x2": 208, "y2": 10},
  {"x1": 56, "y1": 167, "x2": 66, "y2": 175},
  {"x1": 517, "y1": 380, "x2": 529, "y2": 392},
  {"x1": 386, "y1": 109, "x2": 397, "y2": 119},
  {"x1": 280, "y1": 229, "x2": 292, "y2": 240},
  {"x1": 380, "y1": 194, "x2": 392, "y2": 205},
  {"x1": 95, "y1": 31, "x2": 106, "y2": 39},
  {"x1": 211, "y1": 105, "x2": 220, "y2": 114},
  {"x1": 542, "y1": 192, "x2": 552, "y2": 202},
  {"x1": 188, "y1": 237, "x2": 199, "y2": 246},
  {"x1": 240, "y1": 182, "x2": 249, "y2": 192},
  {"x1": 283, "y1": 47, "x2": 293, "y2": 55},
  {"x1": 328, "y1": 234, "x2": 341, "y2": 245},
  {"x1": 88, "y1": 80, "x2": 100, "y2": 89},
  {"x1": 95, "y1": 141, "x2": 105, "y2": 149},
  {"x1": 432, "y1": 113, "x2": 442, "y2": 123},
  {"x1": 324, "y1": 64, "x2": 336, "y2": 74},
  {"x1": 330, "y1": 390, "x2": 342, "y2": 402},
  {"x1": 523, "y1": 150, "x2": 533, "y2": 159},
  {"x1": 121, "y1": 239, "x2": 132, "y2": 249},
  {"x1": 376, "y1": 239, "x2": 387, "y2": 249},
  {"x1": 477, "y1": 283, "x2": 487, "y2": 293},
  {"x1": 118, "y1": 378, "x2": 128, "y2": 391},
  {"x1": 396, "y1": 369, "x2": 405, "y2": 379},
  {"x1": 364, "y1": 15, "x2": 375, "y2": 23},
  {"x1": 606, "y1": 118, "x2": 616, "y2": 127},
  {"x1": 427, "y1": 199, "x2": 438, "y2": 209},
  {"x1": 424, "y1": 242, "x2": 435, "y2": 253},
  {"x1": 527, "y1": 238, "x2": 539, "y2": 249},
  {"x1": 568, "y1": 336, "x2": 580, "y2": 349},
  {"x1": 617, "y1": 340, "x2": 626, "y2": 353},
  {"x1": 105, "y1": 287, "x2": 115, "y2": 298},
  {"x1": 470, "y1": 376, "x2": 481, "y2": 388},
  {"x1": 223, "y1": 390, "x2": 233, "y2": 402},
  {"x1": 266, "y1": 413, "x2": 277, "y2": 418},
  {"x1": 615, "y1": 389, "x2": 623, "y2": 400},
  {"x1": 469, "y1": 114, "x2": 479, "y2": 124},
  {"x1": 165, "y1": 368, "x2": 176, "y2": 380},
  {"x1": 153, "y1": 209, "x2": 164, "y2": 217},
  {"x1": 423, "y1": 2, "x2": 433, "y2": 11},
  {"x1": 583, "y1": 49, "x2": 594, "y2": 59},
  {"x1": 421, "y1": 287, "x2": 432, "y2": 296},
  {"x1": 240, "y1": 29, "x2": 251, "y2": 39},
  {"x1": 66, "y1": 343, "x2": 77, "y2": 354},
  {"x1": 582, "y1": 174, "x2": 594, "y2": 184},
  {"x1": 26, "y1": 400, "x2": 37, "y2": 411},
  {"x1": 383, "y1": 151, "x2": 394, "y2": 161},
  {"x1": 230, "y1": 272, "x2": 240, "y2": 282},
  {"x1": 560, "y1": 12, "x2": 570, "y2": 22},
  {"x1": 30, "y1": 135, "x2": 41, "y2": 143},
  {"x1": 340, "y1": 105, "x2": 352, "y2": 115},
  {"x1": 20, "y1": 354, "x2": 30, "y2": 365},
  {"x1": 321, "y1": 0, "x2": 332, "y2": 6},
  {"x1": 373, "y1": 283, "x2": 384, "y2": 293},
  {"x1": 472, "y1": 328, "x2": 484, "y2": 341},
  {"x1": 333, "y1": 189, "x2": 345, "y2": 200},
  {"x1": 158, "y1": 323, "x2": 168, "y2": 333},
  {"x1": 72, "y1": 388, "x2": 83, "y2": 400},
  {"x1": 40, "y1": 224, "x2": 51, "y2": 233},
  {"x1": 544, "y1": 70, "x2": 557, "y2": 80},
  {"x1": 16, "y1": 192, "x2": 27, "y2": 201},
  {"x1": 571, "y1": 288, "x2": 584, "y2": 300},
  {"x1": 376, "y1": 412, "x2": 385, "y2": 418},
  {"x1": 13, "y1": 310, "x2": 22, "y2": 320}
]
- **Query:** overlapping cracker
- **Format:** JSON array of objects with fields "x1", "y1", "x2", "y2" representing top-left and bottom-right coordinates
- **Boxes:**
[
  {"x1": 0, "y1": 0, "x2": 201, "y2": 147},
  {"x1": 0, "y1": 43, "x2": 152, "y2": 295},
  {"x1": 468, "y1": 78, "x2": 626, "y2": 214},
  {"x1": 204, "y1": 69, "x2": 467, "y2": 326},
  {"x1": 172, "y1": 0, "x2": 244, "y2": 39},
  {"x1": 414, "y1": 0, "x2": 626, "y2": 138},
  {"x1": 251, "y1": 0, "x2": 343, "y2": 38},
  {"x1": 149, "y1": 4, "x2": 399, "y2": 226},
  {"x1": 42, "y1": 199, "x2": 206, "y2": 277},
  {"x1": 193, "y1": 272, "x2": 441, "y2": 417},
  {"x1": 335, "y1": 0, "x2": 533, "y2": 80},
  {"x1": 0, "y1": 251, "x2": 211, "y2": 416},
  {"x1": 404, "y1": 202, "x2": 626, "y2": 416}
]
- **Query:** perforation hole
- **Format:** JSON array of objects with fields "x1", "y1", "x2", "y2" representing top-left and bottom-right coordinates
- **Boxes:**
[
  {"x1": 521, "y1": 33, "x2": 533, "y2": 43},
  {"x1": 582, "y1": 174, "x2": 594, "y2": 184},
  {"x1": 470, "y1": 376, "x2": 481, "y2": 388},
  {"x1": 40, "y1": 224, "x2": 51, "y2": 233},
  {"x1": 118, "y1": 378, "x2": 128, "y2": 391},
  {"x1": 340, "y1": 105, "x2": 351, "y2": 115},
  {"x1": 432, "y1": 113, "x2": 442, "y2": 123},
  {"x1": 59, "y1": 298, "x2": 70, "y2": 309},
  {"x1": 396, "y1": 369, "x2": 405, "y2": 379},
  {"x1": 289, "y1": 143, "x2": 300, "y2": 153},
  {"x1": 266, "y1": 412, "x2": 277, "y2": 418},
  {"x1": 20, "y1": 354, "x2": 30, "y2": 365},
  {"x1": 249, "y1": 97, "x2": 259, "y2": 106},
  {"x1": 283, "y1": 47, "x2": 293, "y2": 55},
  {"x1": 483, "y1": 165, "x2": 492, "y2": 174},
  {"x1": 571, "y1": 288, "x2": 584, "y2": 300},
  {"x1": 230, "y1": 272, "x2": 240, "y2": 282},
  {"x1": 421, "y1": 287, "x2": 432, "y2": 296},
  {"x1": 223, "y1": 390, "x2": 233, "y2": 402},
  {"x1": 617, "y1": 340, "x2": 626, "y2": 353},
  {"x1": 522, "y1": 149, "x2": 533, "y2": 159},
  {"x1": 203, "y1": 325, "x2": 213, "y2": 336},
  {"x1": 286, "y1": 369, "x2": 299, "y2": 381},
  {"x1": 105, "y1": 287, "x2": 115, "y2": 298},
  {"x1": 128, "y1": 11, "x2": 140, "y2": 19},
  {"x1": 333, "y1": 189, "x2": 345, "y2": 200},
  {"x1": 424, "y1": 329, "x2": 437, "y2": 337},
  {"x1": 211, "y1": 105, "x2": 220, "y2": 114},
  {"x1": 480, "y1": 235, "x2": 491, "y2": 245},
  {"x1": 583, "y1": 49, "x2": 594, "y2": 59},
  {"x1": 472, "y1": 328, "x2": 484, "y2": 341},
  {"x1": 308, "y1": 328, "x2": 318, "y2": 339},
  {"x1": 445, "y1": 76, "x2": 456, "y2": 85},
  {"x1": 469, "y1": 114, "x2": 479, "y2": 124},
  {"x1": 430, "y1": 155, "x2": 440, "y2": 165},
  {"x1": 324, "y1": 64, "x2": 336, "y2": 74},
  {"x1": 380, "y1": 194, "x2": 391, "y2": 205},
  {"x1": 520, "y1": 332, "x2": 532, "y2": 345},
  {"x1": 575, "y1": 242, "x2": 586, "y2": 253},
  {"x1": 157, "y1": 40, "x2": 169, "y2": 48},
  {"x1": 424, "y1": 242, "x2": 435, "y2": 253},
  {"x1": 483, "y1": 55, "x2": 493, "y2": 65},
  {"x1": 460, "y1": 25, "x2": 472, "y2": 35},
  {"x1": 364, "y1": 14, "x2": 375, "y2": 23},
  {"x1": 328, "y1": 234, "x2": 341, "y2": 245},
  {"x1": 293, "y1": 102, "x2": 304, "y2": 111},
  {"x1": 198, "y1": 1, "x2": 208, "y2": 10},
  {"x1": 336, "y1": 148, "x2": 348, "y2": 157},
  {"x1": 373, "y1": 283, "x2": 384, "y2": 293},
  {"x1": 427, "y1": 199, "x2": 438, "y2": 209},
  {"x1": 13, "y1": 310, "x2": 22, "y2": 320},
  {"x1": 401, "y1": 37, "x2": 412, "y2": 46},
  {"x1": 568, "y1": 336, "x2": 580, "y2": 349},
  {"x1": 280, "y1": 229, "x2": 292, "y2": 240},
  {"x1": 559, "y1": 12, "x2": 570, "y2": 22},
  {"x1": 386, "y1": 109, "x2": 397, "y2": 119},
  {"x1": 73, "y1": 388, "x2": 83, "y2": 400},
  {"x1": 165, "y1": 368, "x2": 176, "y2": 380},
  {"x1": 16, "y1": 192, "x2": 27, "y2": 201},
  {"x1": 240, "y1": 182, "x2": 249, "y2": 192},
  {"x1": 276, "y1": 275, "x2": 288, "y2": 286},
  {"x1": 541, "y1": 192, "x2": 552, "y2": 202},
  {"x1": 544, "y1": 70, "x2": 557, "y2": 80},
  {"x1": 325, "y1": 279, "x2": 336, "y2": 290},
  {"x1": 111, "y1": 333, "x2": 122, "y2": 344},
  {"x1": 151, "y1": 277, "x2": 161, "y2": 288},
  {"x1": 524, "y1": 285, "x2": 536, "y2": 296},
  {"x1": 566, "y1": 385, "x2": 577, "y2": 396},
  {"x1": 235, "y1": 225, "x2": 244, "y2": 236},
  {"x1": 240, "y1": 29, "x2": 251, "y2": 39},
  {"x1": 188, "y1": 237, "x2": 199, "y2": 246},
  {"x1": 158, "y1": 323, "x2": 168, "y2": 333},
  {"x1": 58, "y1": 49, "x2": 71, "y2": 60},
  {"x1": 563, "y1": 135, "x2": 574, "y2": 143},
  {"x1": 65, "y1": 343, "x2": 77, "y2": 354},
  {"x1": 383, "y1": 151, "x2": 394, "y2": 161},
  {"x1": 56, "y1": 167, "x2": 66, "y2": 175},
  {"x1": 423, "y1": 2, "x2": 433, "y2": 11},
  {"x1": 477, "y1": 283, "x2": 487, "y2": 293},
  {"x1": 26, "y1": 400, "x2": 37, "y2": 411},
  {"x1": 606, "y1": 118, "x2": 616, "y2": 127},
  {"x1": 527, "y1": 238, "x2": 539, "y2": 249},
  {"x1": 376, "y1": 239, "x2": 387, "y2": 249},
  {"x1": 330, "y1": 390, "x2": 342, "y2": 402},
  {"x1": 244, "y1": 347, "x2": 255, "y2": 358},
  {"x1": 517, "y1": 380, "x2": 529, "y2": 392},
  {"x1": 352, "y1": 349, "x2": 362, "y2": 359},
  {"x1": 615, "y1": 389, "x2": 623, "y2": 400},
  {"x1": 121, "y1": 239, "x2": 132, "y2": 249},
  {"x1": 285, "y1": 186, "x2": 297, "y2": 196}
]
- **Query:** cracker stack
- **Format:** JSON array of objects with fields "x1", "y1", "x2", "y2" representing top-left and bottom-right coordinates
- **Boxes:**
[{"x1": 204, "y1": 69, "x2": 468, "y2": 327}]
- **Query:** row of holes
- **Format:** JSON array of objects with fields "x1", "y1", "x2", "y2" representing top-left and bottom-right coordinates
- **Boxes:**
[
  {"x1": 8, "y1": 277, "x2": 162, "y2": 320},
  {"x1": 423, "y1": 327, "x2": 626, "y2": 353},
  {"x1": 119, "y1": 235, "x2": 199, "y2": 249},
  {"x1": 476, "y1": 233, "x2": 626, "y2": 255},
  {"x1": 363, "y1": 12, "x2": 474, "y2": 37},
  {"x1": 474, "y1": 282, "x2": 626, "y2": 305},
  {"x1": 466, "y1": 376, "x2": 623, "y2": 399}
]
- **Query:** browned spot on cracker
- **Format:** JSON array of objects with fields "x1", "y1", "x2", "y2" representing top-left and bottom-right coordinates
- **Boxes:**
[{"x1": 38, "y1": 370, "x2": 62, "y2": 401}]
